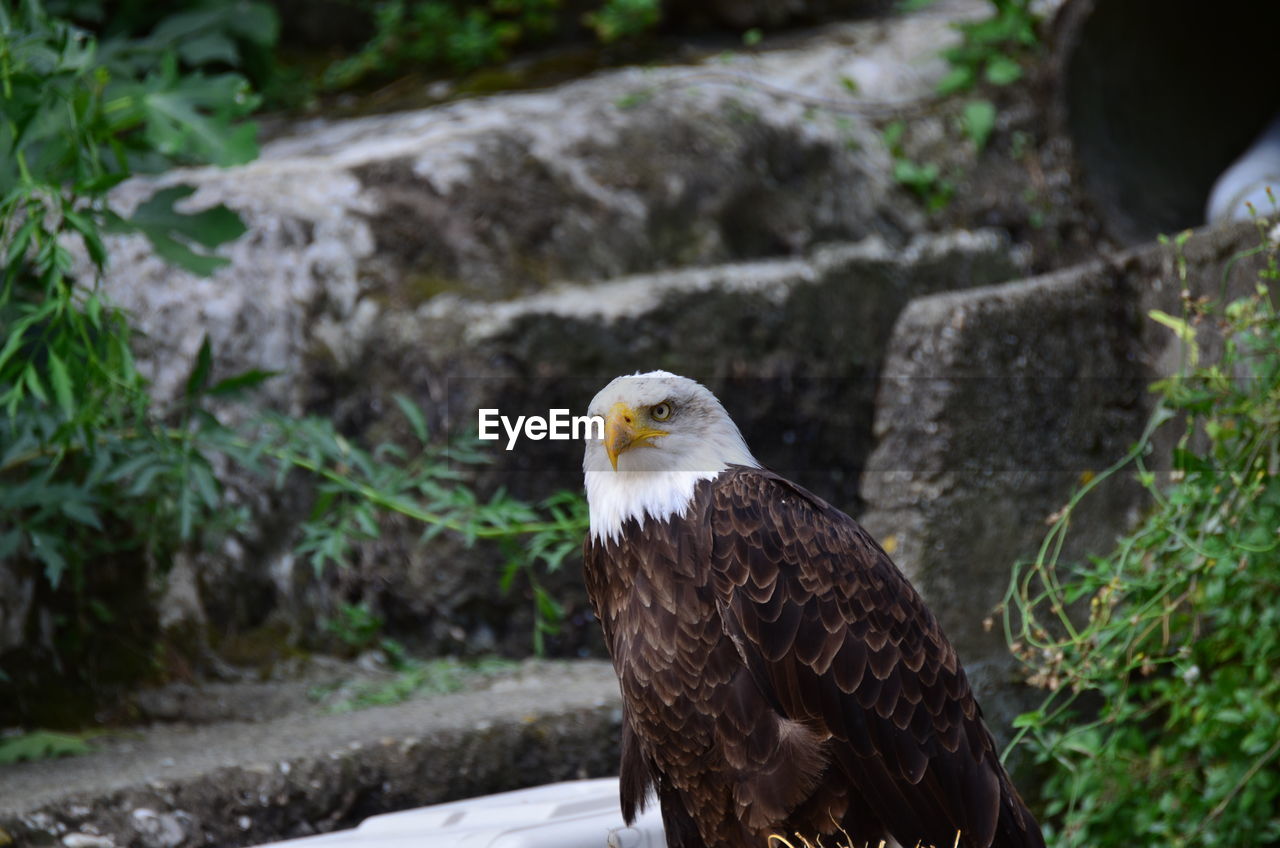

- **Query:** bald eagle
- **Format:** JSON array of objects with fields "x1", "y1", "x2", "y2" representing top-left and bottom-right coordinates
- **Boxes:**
[{"x1": 582, "y1": 372, "x2": 1044, "y2": 848}]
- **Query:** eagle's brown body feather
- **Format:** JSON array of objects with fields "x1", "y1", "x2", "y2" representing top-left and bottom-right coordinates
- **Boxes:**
[{"x1": 583, "y1": 467, "x2": 1044, "y2": 848}]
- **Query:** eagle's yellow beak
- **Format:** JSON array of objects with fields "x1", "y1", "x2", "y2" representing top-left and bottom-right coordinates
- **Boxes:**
[{"x1": 604, "y1": 402, "x2": 668, "y2": 471}]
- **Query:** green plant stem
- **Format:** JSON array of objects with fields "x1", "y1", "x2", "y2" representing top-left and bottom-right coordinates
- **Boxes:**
[
  {"x1": 2, "y1": 424, "x2": 586, "y2": 539},
  {"x1": 283, "y1": 445, "x2": 585, "y2": 538},
  {"x1": 1187, "y1": 735, "x2": 1280, "y2": 842}
]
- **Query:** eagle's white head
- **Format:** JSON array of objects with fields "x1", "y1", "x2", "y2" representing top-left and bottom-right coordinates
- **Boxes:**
[{"x1": 583, "y1": 371, "x2": 759, "y2": 543}]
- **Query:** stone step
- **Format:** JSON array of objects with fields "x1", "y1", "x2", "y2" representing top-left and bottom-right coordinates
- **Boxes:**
[{"x1": 0, "y1": 661, "x2": 622, "y2": 848}]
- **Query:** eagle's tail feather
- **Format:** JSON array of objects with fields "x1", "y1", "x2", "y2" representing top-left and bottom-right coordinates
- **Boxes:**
[{"x1": 992, "y1": 782, "x2": 1046, "y2": 848}]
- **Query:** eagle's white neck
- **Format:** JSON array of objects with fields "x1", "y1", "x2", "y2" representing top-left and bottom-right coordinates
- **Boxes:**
[
  {"x1": 584, "y1": 437, "x2": 758, "y2": 544},
  {"x1": 586, "y1": 469, "x2": 718, "y2": 544}
]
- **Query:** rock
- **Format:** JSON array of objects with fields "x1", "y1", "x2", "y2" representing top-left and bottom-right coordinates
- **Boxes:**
[
  {"x1": 858, "y1": 220, "x2": 1271, "y2": 752},
  {"x1": 129, "y1": 808, "x2": 190, "y2": 848},
  {"x1": 94, "y1": 3, "x2": 986, "y2": 408},
  {"x1": 0, "y1": 661, "x2": 621, "y2": 848},
  {"x1": 0, "y1": 559, "x2": 36, "y2": 656},
  {"x1": 157, "y1": 556, "x2": 207, "y2": 650},
  {"x1": 61, "y1": 834, "x2": 114, "y2": 848}
]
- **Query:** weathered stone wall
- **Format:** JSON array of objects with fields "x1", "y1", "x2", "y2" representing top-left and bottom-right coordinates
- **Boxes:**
[
  {"x1": 331, "y1": 230, "x2": 1026, "y2": 658},
  {"x1": 1, "y1": 3, "x2": 988, "y2": 707},
  {"x1": 0, "y1": 662, "x2": 622, "y2": 848},
  {"x1": 97, "y1": 1, "x2": 978, "y2": 408},
  {"x1": 859, "y1": 220, "x2": 1272, "y2": 750}
]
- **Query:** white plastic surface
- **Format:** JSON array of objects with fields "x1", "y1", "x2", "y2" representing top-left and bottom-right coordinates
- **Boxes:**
[
  {"x1": 252, "y1": 778, "x2": 667, "y2": 848},
  {"x1": 1206, "y1": 113, "x2": 1280, "y2": 224}
]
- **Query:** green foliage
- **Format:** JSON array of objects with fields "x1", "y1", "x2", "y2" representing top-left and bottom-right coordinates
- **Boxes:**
[
  {"x1": 497, "y1": 490, "x2": 590, "y2": 656},
  {"x1": 895, "y1": 0, "x2": 939, "y2": 11},
  {"x1": 1006, "y1": 230, "x2": 1280, "y2": 847},
  {"x1": 0, "y1": 729, "x2": 92, "y2": 763},
  {"x1": 961, "y1": 98, "x2": 996, "y2": 152},
  {"x1": 45, "y1": 0, "x2": 283, "y2": 100},
  {"x1": 937, "y1": 0, "x2": 1038, "y2": 96},
  {"x1": 882, "y1": 120, "x2": 953, "y2": 212},
  {"x1": 325, "y1": 601, "x2": 387, "y2": 652},
  {"x1": 322, "y1": 600, "x2": 409, "y2": 671},
  {"x1": 319, "y1": 655, "x2": 517, "y2": 712},
  {"x1": 325, "y1": 0, "x2": 555, "y2": 88},
  {"x1": 584, "y1": 0, "x2": 660, "y2": 44},
  {"x1": 325, "y1": 0, "x2": 661, "y2": 90},
  {"x1": 1, "y1": 0, "x2": 262, "y2": 595},
  {"x1": 1, "y1": 0, "x2": 588, "y2": 717},
  {"x1": 275, "y1": 406, "x2": 589, "y2": 651}
]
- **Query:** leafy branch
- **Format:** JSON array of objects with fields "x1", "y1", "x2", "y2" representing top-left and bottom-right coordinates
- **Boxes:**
[
  {"x1": 1002, "y1": 226, "x2": 1280, "y2": 846},
  {"x1": 1, "y1": 0, "x2": 588, "y2": 727}
]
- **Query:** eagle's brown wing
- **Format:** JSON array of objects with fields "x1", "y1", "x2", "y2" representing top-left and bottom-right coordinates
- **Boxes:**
[{"x1": 707, "y1": 468, "x2": 1044, "y2": 848}]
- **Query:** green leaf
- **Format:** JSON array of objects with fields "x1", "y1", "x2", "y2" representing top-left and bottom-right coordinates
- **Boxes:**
[
  {"x1": 228, "y1": 2, "x2": 281, "y2": 47},
  {"x1": 125, "y1": 461, "x2": 168, "y2": 497},
  {"x1": 29, "y1": 532, "x2": 68, "y2": 587},
  {"x1": 893, "y1": 159, "x2": 940, "y2": 189},
  {"x1": 962, "y1": 99, "x2": 997, "y2": 152},
  {"x1": 147, "y1": 230, "x2": 232, "y2": 275},
  {"x1": 85, "y1": 292, "x2": 103, "y2": 330},
  {"x1": 62, "y1": 207, "x2": 108, "y2": 269},
  {"x1": 88, "y1": 599, "x2": 116, "y2": 624},
  {"x1": 177, "y1": 33, "x2": 240, "y2": 67},
  {"x1": 23, "y1": 365, "x2": 49, "y2": 404},
  {"x1": 5, "y1": 217, "x2": 41, "y2": 267},
  {"x1": 107, "y1": 452, "x2": 162, "y2": 483},
  {"x1": 0, "y1": 323, "x2": 30, "y2": 377},
  {"x1": 984, "y1": 54, "x2": 1023, "y2": 86},
  {"x1": 186, "y1": 335, "x2": 213, "y2": 398},
  {"x1": 61, "y1": 500, "x2": 102, "y2": 529},
  {"x1": 209, "y1": 368, "x2": 278, "y2": 396},
  {"x1": 75, "y1": 172, "x2": 130, "y2": 195},
  {"x1": 121, "y1": 63, "x2": 261, "y2": 167},
  {"x1": 534, "y1": 584, "x2": 564, "y2": 628},
  {"x1": 882, "y1": 120, "x2": 906, "y2": 150},
  {"x1": 0, "y1": 731, "x2": 92, "y2": 764},
  {"x1": 936, "y1": 65, "x2": 976, "y2": 95},
  {"x1": 1012, "y1": 710, "x2": 1044, "y2": 729},
  {"x1": 120, "y1": 185, "x2": 247, "y2": 276},
  {"x1": 1149, "y1": 309, "x2": 1201, "y2": 367},
  {"x1": 128, "y1": 185, "x2": 247, "y2": 248},
  {"x1": 189, "y1": 461, "x2": 221, "y2": 510},
  {"x1": 46, "y1": 350, "x2": 75, "y2": 419},
  {"x1": 394, "y1": 393, "x2": 429, "y2": 443}
]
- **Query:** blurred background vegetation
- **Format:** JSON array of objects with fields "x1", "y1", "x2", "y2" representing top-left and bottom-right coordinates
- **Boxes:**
[
  {"x1": 1, "y1": 0, "x2": 614, "y2": 727},
  {"x1": 1006, "y1": 231, "x2": 1280, "y2": 847},
  {"x1": 2, "y1": 0, "x2": 1279, "y2": 844}
]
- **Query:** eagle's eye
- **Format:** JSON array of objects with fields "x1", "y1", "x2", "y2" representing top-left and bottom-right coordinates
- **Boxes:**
[{"x1": 651, "y1": 402, "x2": 673, "y2": 421}]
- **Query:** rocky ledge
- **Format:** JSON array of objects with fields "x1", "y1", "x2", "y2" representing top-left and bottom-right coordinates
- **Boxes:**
[{"x1": 0, "y1": 661, "x2": 621, "y2": 848}]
